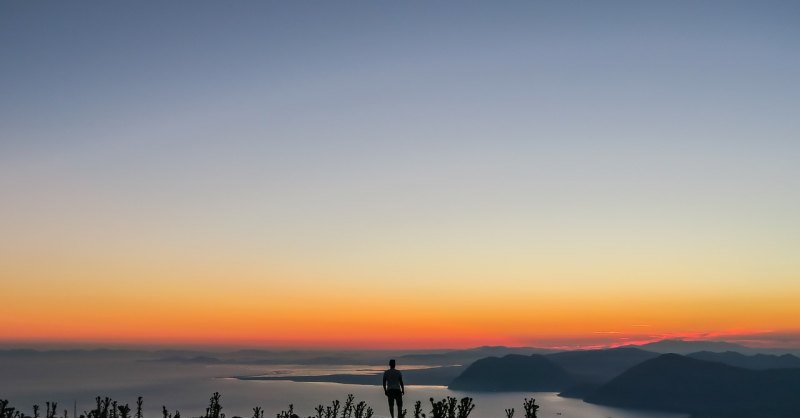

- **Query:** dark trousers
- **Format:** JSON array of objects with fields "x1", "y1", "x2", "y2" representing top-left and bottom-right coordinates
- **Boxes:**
[{"x1": 386, "y1": 389, "x2": 403, "y2": 417}]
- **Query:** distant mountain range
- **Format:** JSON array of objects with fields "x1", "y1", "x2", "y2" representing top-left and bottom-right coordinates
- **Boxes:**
[
  {"x1": 3, "y1": 339, "x2": 797, "y2": 365},
  {"x1": 446, "y1": 347, "x2": 661, "y2": 391},
  {"x1": 625, "y1": 339, "x2": 751, "y2": 354},
  {"x1": 624, "y1": 339, "x2": 800, "y2": 356},
  {"x1": 687, "y1": 351, "x2": 800, "y2": 370},
  {"x1": 447, "y1": 347, "x2": 674, "y2": 391},
  {"x1": 398, "y1": 346, "x2": 556, "y2": 366},
  {"x1": 149, "y1": 346, "x2": 558, "y2": 367}
]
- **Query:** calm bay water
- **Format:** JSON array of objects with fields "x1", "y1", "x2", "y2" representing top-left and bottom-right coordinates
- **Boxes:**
[{"x1": 0, "y1": 358, "x2": 686, "y2": 418}]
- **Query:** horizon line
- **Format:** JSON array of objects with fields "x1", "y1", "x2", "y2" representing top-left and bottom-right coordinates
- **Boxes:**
[{"x1": 0, "y1": 337, "x2": 787, "y2": 352}]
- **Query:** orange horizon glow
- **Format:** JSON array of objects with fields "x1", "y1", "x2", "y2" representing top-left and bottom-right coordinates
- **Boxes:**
[
  {"x1": 3, "y1": 0, "x2": 800, "y2": 363},
  {"x1": 3, "y1": 329, "x2": 800, "y2": 351},
  {"x1": 4, "y1": 254, "x2": 799, "y2": 350}
]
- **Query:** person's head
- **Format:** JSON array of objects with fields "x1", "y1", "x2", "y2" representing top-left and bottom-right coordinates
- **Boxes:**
[{"x1": 389, "y1": 359, "x2": 396, "y2": 369}]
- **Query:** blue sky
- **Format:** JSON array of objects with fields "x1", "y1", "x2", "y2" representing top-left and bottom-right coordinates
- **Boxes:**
[{"x1": 2, "y1": 1, "x2": 799, "y2": 347}]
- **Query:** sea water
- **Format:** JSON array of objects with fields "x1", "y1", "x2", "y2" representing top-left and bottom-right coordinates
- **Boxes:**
[{"x1": 0, "y1": 357, "x2": 686, "y2": 418}]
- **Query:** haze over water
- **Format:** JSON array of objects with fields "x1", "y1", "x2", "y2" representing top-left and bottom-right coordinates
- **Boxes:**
[{"x1": 0, "y1": 355, "x2": 686, "y2": 418}]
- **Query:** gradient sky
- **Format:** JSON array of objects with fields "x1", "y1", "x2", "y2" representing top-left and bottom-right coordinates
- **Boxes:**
[{"x1": 1, "y1": 1, "x2": 799, "y2": 349}]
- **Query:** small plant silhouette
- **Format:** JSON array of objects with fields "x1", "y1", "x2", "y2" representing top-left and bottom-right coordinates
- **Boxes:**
[
  {"x1": 1, "y1": 392, "x2": 486, "y2": 418},
  {"x1": 340, "y1": 395, "x2": 353, "y2": 418},
  {"x1": 328, "y1": 400, "x2": 340, "y2": 418},
  {"x1": 117, "y1": 404, "x2": 131, "y2": 418},
  {"x1": 205, "y1": 393, "x2": 222, "y2": 418},
  {"x1": 0, "y1": 399, "x2": 25, "y2": 418},
  {"x1": 455, "y1": 398, "x2": 474, "y2": 418},
  {"x1": 275, "y1": 404, "x2": 293, "y2": 418},
  {"x1": 522, "y1": 398, "x2": 538, "y2": 418},
  {"x1": 352, "y1": 401, "x2": 371, "y2": 418},
  {"x1": 426, "y1": 397, "x2": 472, "y2": 418},
  {"x1": 412, "y1": 401, "x2": 422, "y2": 418},
  {"x1": 504, "y1": 408, "x2": 514, "y2": 418},
  {"x1": 444, "y1": 398, "x2": 456, "y2": 418}
]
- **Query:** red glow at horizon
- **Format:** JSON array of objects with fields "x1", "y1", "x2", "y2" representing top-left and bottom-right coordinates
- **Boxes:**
[{"x1": 3, "y1": 328, "x2": 799, "y2": 351}]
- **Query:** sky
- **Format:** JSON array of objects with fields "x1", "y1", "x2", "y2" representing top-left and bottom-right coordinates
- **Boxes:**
[{"x1": 1, "y1": 1, "x2": 799, "y2": 350}]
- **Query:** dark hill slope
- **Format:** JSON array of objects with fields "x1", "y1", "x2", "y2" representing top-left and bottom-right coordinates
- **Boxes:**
[
  {"x1": 687, "y1": 350, "x2": 800, "y2": 370},
  {"x1": 585, "y1": 353, "x2": 800, "y2": 417},
  {"x1": 448, "y1": 354, "x2": 574, "y2": 391}
]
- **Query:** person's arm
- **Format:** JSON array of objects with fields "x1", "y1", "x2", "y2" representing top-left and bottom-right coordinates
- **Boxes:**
[
  {"x1": 399, "y1": 372, "x2": 404, "y2": 394},
  {"x1": 383, "y1": 371, "x2": 388, "y2": 393}
]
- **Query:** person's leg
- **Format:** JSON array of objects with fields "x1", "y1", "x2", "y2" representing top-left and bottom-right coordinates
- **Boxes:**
[
  {"x1": 396, "y1": 394, "x2": 403, "y2": 418},
  {"x1": 388, "y1": 393, "x2": 396, "y2": 418}
]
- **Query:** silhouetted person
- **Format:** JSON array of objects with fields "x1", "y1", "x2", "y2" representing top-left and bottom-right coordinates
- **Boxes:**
[{"x1": 383, "y1": 359, "x2": 404, "y2": 418}]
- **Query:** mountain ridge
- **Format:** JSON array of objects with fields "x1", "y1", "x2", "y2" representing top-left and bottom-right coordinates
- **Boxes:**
[
  {"x1": 585, "y1": 353, "x2": 800, "y2": 417},
  {"x1": 448, "y1": 354, "x2": 575, "y2": 391}
]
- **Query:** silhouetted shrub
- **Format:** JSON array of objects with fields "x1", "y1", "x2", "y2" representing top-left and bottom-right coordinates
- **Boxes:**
[
  {"x1": 455, "y1": 398, "x2": 474, "y2": 418},
  {"x1": 352, "y1": 401, "x2": 372, "y2": 418},
  {"x1": 0, "y1": 399, "x2": 26, "y2": 418},
  {"x1": 522, "y1": 398, "x2": 538, "y2": 418},
  {"x1": 327, "y1": 400, "x2": 339, "y2": 418},
  {"x1": 117, "y1": 405, "x2": 130, "y2": 418},
  {"x1": 46, "y1": 402, "x2": 57, "y2": 418},
  {"x1": 426, "y1": 397, "x2": 473, "y2": 418},
  {"x1": 275, "y1": 404, "x2": 293, "y2": 418},
  {"x1": 428, "y1": 398, "x2": 444, "y2": 418},
  {"x1": 412, "y1": 401, "x2": 422, "y2": 418},
  {"x1": 340, "y1": 396, "x2": 353, "y2": 418},
  {"x1": 205, "y1": 393, "x2": 222, "y2": 418},
  {"x1": 2, "y1": 392, "x2": 486, "y2": 418}
]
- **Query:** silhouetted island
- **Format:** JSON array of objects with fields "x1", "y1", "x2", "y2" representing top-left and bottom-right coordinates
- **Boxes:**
[
  {"x1": 584, "y1": 353, "x2": 800, "y2": 417},
  {"x1": 448, "y1": 354, "x2": 574, "y2": 391}
]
